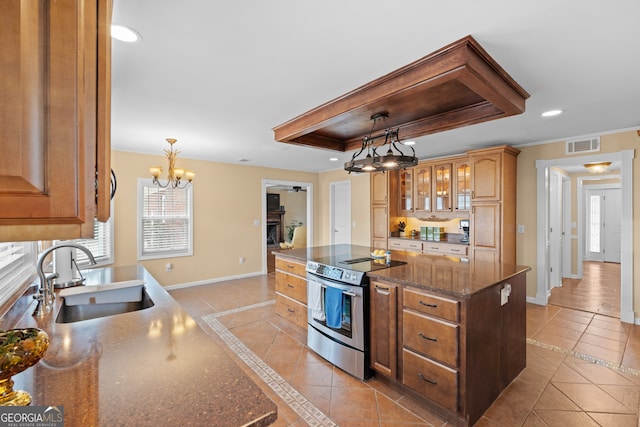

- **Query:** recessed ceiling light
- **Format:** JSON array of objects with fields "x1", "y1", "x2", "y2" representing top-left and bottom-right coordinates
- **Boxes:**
[
  {"x1": 111, "y1": 24, "x2": 142, "y2": 43},
  {"x1": 329, "y1": 157, "x2": 338, "y2": 162},
  {"x1": 541, "y1": 109, "x2": 563, "y2": 117}
]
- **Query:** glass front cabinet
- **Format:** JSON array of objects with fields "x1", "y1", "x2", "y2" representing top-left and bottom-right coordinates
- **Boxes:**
[
  {"x1": 414, "y1": 165, "x2": 431, "y2": 213},
  {"x1": 399, "y1": 169, "x2": 414, "y2": 215},
  {"x1": 433, "y1": 163, "x2": 452, "y2": 212},
  {"x1": 454, "y1": 160, "x2": 471, "y2": 212}
]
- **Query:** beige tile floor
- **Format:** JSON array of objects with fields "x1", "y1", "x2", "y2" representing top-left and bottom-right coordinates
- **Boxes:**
[{"x1": 170, "y1": 274, "x2": 640, "y2": 426}]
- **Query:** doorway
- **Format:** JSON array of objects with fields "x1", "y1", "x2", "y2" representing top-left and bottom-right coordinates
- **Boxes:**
[
  {"x1": 262, "y1": 179, "x2": 313, "y2": 273},
  {"x1": 534, "y1": 149, "x2": 634, "y2": 323}
]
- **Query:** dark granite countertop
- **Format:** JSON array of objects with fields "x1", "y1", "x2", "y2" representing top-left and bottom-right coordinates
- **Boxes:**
[
  {"x1": 276, "y1": 245, "x2": 530, "y2": 298},
  {"x1": 9, "y1": 265, "x2": 277, "y2": 427}
]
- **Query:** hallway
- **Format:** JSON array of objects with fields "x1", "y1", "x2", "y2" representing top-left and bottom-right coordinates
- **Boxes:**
[{"x1": 549, "y1": 261, "x2": 621, "y2": 318}]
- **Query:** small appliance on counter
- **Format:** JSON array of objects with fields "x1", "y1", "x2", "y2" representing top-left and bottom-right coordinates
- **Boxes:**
[{"x1": 459, "y1": 219, "x2": 470, "y2": 243}]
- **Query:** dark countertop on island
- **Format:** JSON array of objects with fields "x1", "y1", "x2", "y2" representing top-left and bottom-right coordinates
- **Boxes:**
[
  {"x1": 8, "y1": 265, "x2": 277, "y2": 427},
  {"x1": 275, "y1": 244, "x2": 530, "y2": 298}
]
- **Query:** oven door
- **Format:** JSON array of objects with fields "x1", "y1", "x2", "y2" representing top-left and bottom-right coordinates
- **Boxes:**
[{"x1": 307, "y1": 273, "x2": 365, "y2": 352}]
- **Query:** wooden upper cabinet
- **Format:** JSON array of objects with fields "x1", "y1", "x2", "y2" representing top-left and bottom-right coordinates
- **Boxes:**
[
  {"x1": 414, "y1": 165, "x2": 431, "y2": 213},
  {"x1": 433, "y1": 163, "x2": 452, "y2": 212},
  {"x1": 398, "y1": 169, "x2": 414, "y2": 216},
  {"x1": 470, "y1": 152, "x2": 502, "y2": 202},
  {"x1": 453, "y1": 160, "x2": 471, "y2": 212},
  {"x1": 371, "y1": 171, "x2": 388, "y2": 205},
  {"x1": 0, "y1": 0, "x2": 112, "y2": 241}
]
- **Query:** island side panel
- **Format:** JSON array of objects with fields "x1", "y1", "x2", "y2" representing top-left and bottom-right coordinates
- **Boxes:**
[{"x1": 500, "y1": 272, "x2": 527, "y2": 389}]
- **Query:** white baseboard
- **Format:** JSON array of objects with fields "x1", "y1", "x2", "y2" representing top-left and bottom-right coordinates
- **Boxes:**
[{"x1": 164, "y1": 271, "x2": 265, "y2": 291}]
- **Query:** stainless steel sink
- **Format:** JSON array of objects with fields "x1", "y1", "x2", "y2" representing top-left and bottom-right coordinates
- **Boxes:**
[{"x1": 55, "y1": 288, "x2": 154, "y2": 323}]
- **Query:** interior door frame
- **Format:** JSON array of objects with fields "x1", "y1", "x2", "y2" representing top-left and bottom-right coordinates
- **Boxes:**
[
  {"x1": 261, "y1": 179, "x2": 313, "y2": 273},
  {"x1": 535, "y1": 149, "x2": 634, "y2": 323}
]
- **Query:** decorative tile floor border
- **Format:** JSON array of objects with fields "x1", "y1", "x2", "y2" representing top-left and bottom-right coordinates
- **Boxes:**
[
  {"x1": 527, "y1": 337, "x2": 640, "y2": 377},
  {"x1": 202, "y1": 301, "x2": 337, "y2": 427}
]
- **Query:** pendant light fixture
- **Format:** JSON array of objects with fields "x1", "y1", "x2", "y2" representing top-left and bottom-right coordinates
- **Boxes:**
[
  {"x1": 344, "y1": 113, "x2": 418, "y2": 173},
  {"x1": 583, "y1": 162, "x2": 611, "y2": 174},
  {"x1": 149, "y1": 138, "x2": 195, "y2": 189}
]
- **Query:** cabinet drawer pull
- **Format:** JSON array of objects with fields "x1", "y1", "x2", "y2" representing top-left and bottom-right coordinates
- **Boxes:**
[
  {"x1": 287, "y1": 283, "x2": 295, "y2": 288},
  {"x1": 375, "y1": 285, "x2": 390, "y2": 295},
  {"x1": 419, "y1": 332, "x2": 437, "y2": 342},
  {"x1": 287, "y1": 308, "x2": 295, "y2": 313},
  {"x1": 418, "y1": 373, "x2": 437, "y2": 385},
  {"x1": 286, "y1": 264, "x2": 295, "y2": 269},
  {"x1": 451, "y1": 248, "x2": 460, "y2": 252},
  {"x1": 419, "y1": 300, "x2": 437, "y2": 308}
]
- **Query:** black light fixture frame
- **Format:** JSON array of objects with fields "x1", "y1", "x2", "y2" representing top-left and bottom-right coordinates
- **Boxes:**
[{"x1": 344, "y1": 113, "x2": 418, "y2": 173}]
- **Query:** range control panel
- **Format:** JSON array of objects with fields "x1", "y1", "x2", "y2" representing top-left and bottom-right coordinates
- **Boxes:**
[{"x1": 306, "y1": 261, "x2": 366, "y2": 286}]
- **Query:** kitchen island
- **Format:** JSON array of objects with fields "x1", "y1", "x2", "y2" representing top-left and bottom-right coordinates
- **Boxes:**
[
  {"x1": 274, "y1": 244, "x2": 530, "y2": 426},
  {"x1": 4, "y1": 265, "x2": 277, "y2": 427}
]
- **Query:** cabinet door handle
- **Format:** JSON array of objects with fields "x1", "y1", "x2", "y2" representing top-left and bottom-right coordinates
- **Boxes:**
[
  {"x1": 419, "y1": 332, "x2": 437, "y2": 342},
  {"x1": 418, "y1": 373, "x2": 437, "y2": 385},
  {"x1": 419, "y1": 300, "x2": 437, "y2": 308},
  {"x1": 287, "y1": 283, "x2": 294, "y2": 288},
  {"x1": 375, "y1": 285, "x2": 390, "y2": 295}
]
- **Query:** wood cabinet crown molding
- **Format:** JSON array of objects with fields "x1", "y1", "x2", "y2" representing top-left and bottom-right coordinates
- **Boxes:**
[{"x1": 273, "y1": 35, "x2": 529, "y2": 152}]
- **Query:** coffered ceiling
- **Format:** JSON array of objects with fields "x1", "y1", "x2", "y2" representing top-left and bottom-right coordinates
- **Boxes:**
[{"x1": 110, "y1": 0, "x2": 640, "y2": 173}]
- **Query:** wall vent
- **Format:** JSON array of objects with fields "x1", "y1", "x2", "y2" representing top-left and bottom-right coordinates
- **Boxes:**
[{"x1": 566, "y1": 136, "x2": 600, "y2": 154}]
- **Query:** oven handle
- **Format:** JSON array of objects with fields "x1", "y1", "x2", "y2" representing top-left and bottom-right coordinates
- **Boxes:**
[{"x1": 311, "y1": 281, "x2": 358, "y2": 297}]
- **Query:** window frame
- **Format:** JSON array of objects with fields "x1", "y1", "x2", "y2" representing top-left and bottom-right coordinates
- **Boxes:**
[{"x1": 137, "y1": 178, "x2": 194, "y2": 261}]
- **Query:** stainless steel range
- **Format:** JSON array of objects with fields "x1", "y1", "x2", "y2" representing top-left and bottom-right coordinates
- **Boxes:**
[{"x1": 306, "y1": 254, "x2": 406, "y2": 380}]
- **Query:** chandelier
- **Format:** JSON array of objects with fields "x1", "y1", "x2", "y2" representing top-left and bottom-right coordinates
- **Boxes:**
[
  {"x1": 149, "y1": 138, "x2": 195, "y2": 189},
  {"x1": 344, "y1": 113, "x2": 418, "y2": 173}
]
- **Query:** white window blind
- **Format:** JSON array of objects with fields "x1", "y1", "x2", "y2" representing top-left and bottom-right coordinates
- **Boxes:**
[
  {"x1": 138, "y1": 179, "x2": 193, "y2": 260},
  {"x1": 73, "y1": 211, "x2": 114, "y2": 267},
  {"x1": 0, "y1": 242, "x2": 37, "y2": 309}
]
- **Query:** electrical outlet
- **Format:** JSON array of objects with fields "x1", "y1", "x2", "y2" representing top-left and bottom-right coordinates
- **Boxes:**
[
  {"x1": 501, "y1": 283, "x2": 512, "y2": 306},
  {"x1": 239, "y1": 257, "x2": 246, "y2": 265},
  {"x1": 517, "y1": 224, "x2": 525, "y2": 234},
  {"x1": 165, "y1": 262, "x2": 173, "y2": 272}
]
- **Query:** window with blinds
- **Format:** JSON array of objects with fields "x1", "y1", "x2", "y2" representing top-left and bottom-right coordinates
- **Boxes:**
[
  {"x1": 138, "y1": 179, "x2": 193, "y2": 260},
  {"x1": 73, "y1": 208, "x2": 114, "y2": 267},
  {"x1": 0, "y1": 242, "x2": 37, "y2": 309}
]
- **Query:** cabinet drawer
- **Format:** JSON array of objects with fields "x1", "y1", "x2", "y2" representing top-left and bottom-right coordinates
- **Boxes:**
[
  {"x1": 403, "y1": 287, "x2": 460, "y2": 323},
  {"x1": 444, "y1": 245, "x2": 468, "y2": 256},
  {"x1": 275, "y1": 258, "x2": 306, "y2": 277},
  {"x1": 403, "y1": 310, "x2": 458, "y2": 366},
  {"x1": 403, "y1": 348, "x2": 458, "y2": 412},
  {"x1": 275, "y1": 272, "x2": 307, "y2": 304},
  {"x1": 389, "y1": 239, "x2": 423, "y2": 252},
  {"x1": 423, "y1": 242, "x2": 447, "y2": 253},
  {"x1": 275, "y1": 294, "x2": 307, "y2": 330}
]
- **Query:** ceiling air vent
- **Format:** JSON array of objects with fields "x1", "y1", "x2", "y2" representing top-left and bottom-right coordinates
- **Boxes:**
[{"x1": 566, "y1": 136, "x2": 600, "y2": 154}]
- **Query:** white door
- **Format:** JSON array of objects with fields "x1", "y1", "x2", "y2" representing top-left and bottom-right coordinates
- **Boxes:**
[
  {"x1": 586, "y1": 188, "x2": 621, "y2": 263},
  {"x1": 586, "y1": 189, "x2": 604, "y2": 262},
  {"x1": 549, "y1": 171, "x2": 563, "y2": 288},
  {"x1": 603, "y1": 188, "x2": 621, "y2": 263},
  {"x1": 330, "y1": 181, "x2": 351, "y2": 245}
]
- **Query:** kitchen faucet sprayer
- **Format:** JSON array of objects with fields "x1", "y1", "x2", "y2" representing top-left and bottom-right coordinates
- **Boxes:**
[{"x1": 33, "y1": 243, "x2": 97, "y2": 316}]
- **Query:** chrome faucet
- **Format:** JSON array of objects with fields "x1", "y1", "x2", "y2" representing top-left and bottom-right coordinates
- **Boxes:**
[{"x1": 34, "y1": 242, "x2": 97, "y2": 315}]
